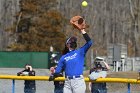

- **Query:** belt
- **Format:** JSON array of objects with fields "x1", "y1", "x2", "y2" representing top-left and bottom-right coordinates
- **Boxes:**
[{"x1": 66, "y1": 75, "x2": 83, "y2": 79}]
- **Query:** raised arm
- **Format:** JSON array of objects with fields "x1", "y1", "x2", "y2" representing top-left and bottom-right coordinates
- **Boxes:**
[
  {"x1": 103, "y1": 61, "x2": 110, "y2": 70},
  {"x1": 80, "y1": 29, "x2": 93, "y2": 54},
  {"x1": 81, "y1": 29, "x2": 91, "y2": 42}
]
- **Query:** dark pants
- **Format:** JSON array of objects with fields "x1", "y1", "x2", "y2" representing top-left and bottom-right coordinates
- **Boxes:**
[
  {"x1": 24, "y1": 88, "x2": 36, "y2": 93},
  {"x1": 91, "y1": 89, "x2": 107, "y2": 93},
  {"x1": 91, "y1": 83, "x2": 107, "y2": 93},
  {"x1": 54, "y1": 87, "x2": 63, "y2": 93}
]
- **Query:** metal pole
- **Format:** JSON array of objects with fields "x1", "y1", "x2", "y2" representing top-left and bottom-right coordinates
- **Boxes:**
[
  {"x1": 90, "y1": 49, "x2": 93, "y2": 68},
  {"x1": 113, "y1": 61, "x2": 116, "y2": 72},
  {"x1": 132, "y1": 58, "x2": 135, "y2": 71},
  {"x1": 128, "y1": 83, "x2": 131, "y2": 93},
  {"x1": 116, "y1": 61, "x2": 118, "y2": 72},
  {"x1": 122, "y1": 59, "x2": 125, "y2": 71},
  {"x1": 12, "y1": 79, "x2": 15, "y2": 93}
]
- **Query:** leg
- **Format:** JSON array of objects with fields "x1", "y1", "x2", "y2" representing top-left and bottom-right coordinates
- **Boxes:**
[
  {"x1": 63, "y1": 80, "x2": 72, "y2": 93},
  {"x1": 72, "y1": 78, "x2": 86, "y2": 93},
  {"x1": 99, "y1": 89, "x2": 107, "y2": 93},
  {"x1": 91, "y1": 90, "x2": 99, "y2": 93},
  {"x1": 24, "y1": 88, "x2": 35, "y2": 93},
  {"x1": 24, "y1": 88, "x2": 30, "y2": 93},
  {"x1": 31, "y1": 89, "x2": 36, "y2": 93},
  {"x1": 54, "y1": 87, "x2": 63, "y2": 93}
]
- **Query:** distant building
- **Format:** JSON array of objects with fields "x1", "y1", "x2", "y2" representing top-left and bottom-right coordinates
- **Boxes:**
[{"x1": 107, "y1": 44, "x2": 127, "y2": 72}]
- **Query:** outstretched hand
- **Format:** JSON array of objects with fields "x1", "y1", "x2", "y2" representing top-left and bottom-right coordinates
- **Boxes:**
[{"x1": 70, "y1": 16, "x2": 86, "y2": 31}]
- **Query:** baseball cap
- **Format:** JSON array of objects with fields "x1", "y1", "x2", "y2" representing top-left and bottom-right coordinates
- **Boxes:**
[{"x1": 95, "y1": 57, "x2": 104, "y2": 61}]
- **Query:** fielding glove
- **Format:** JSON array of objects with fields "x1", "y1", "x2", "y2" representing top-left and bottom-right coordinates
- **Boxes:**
[{"x1": 70, "y1": 16, "x2": 86, "y2": 30}]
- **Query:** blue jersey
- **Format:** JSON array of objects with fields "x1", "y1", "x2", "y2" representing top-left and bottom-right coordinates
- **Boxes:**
[{"x1": 55, "y1": 40, "x2": 93, "y2": 77}]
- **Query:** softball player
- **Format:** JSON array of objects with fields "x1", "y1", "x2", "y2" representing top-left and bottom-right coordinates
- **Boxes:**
[{"x1": 49, "y1": 16, "x2": 93, "y2": 93}]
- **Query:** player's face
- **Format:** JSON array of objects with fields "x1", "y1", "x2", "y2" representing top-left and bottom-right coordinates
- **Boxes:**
[{"x1": 66, "y1": 43, "x2": 70, "y2": 48}]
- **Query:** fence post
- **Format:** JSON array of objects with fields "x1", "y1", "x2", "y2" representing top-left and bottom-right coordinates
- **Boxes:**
[
  {"x1": 12, "y1": 79, "x2": 15, "y2": 93},
  {"x1": 128, "y1": 83, "x2": 130, "y2": 93}
]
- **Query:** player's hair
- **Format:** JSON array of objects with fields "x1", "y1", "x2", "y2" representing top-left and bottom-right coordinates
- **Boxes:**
[
  {"x1": 62, "y1": 45, "x2": 69, "y2": 55},
  {"x1": 70, "y1": 42, "x2": 77, "y2": 49}
]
